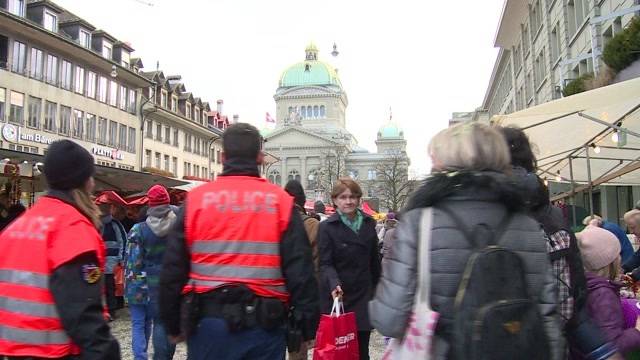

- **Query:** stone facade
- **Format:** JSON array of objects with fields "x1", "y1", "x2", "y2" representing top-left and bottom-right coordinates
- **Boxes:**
[{"x1": 264, "y1": 44, "x2": 410, "y2": 211}]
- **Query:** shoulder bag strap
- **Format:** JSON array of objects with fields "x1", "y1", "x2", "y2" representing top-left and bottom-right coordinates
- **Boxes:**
[{"x1": 418, "y1": 208, "x2": 434, "y2": 305}]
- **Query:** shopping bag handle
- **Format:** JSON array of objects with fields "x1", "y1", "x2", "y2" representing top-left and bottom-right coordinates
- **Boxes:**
[{"x1": 330, "y1": 297, "x2": 344, "y2": 317}]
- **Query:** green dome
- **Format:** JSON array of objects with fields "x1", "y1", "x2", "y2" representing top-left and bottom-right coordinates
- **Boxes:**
[
  {"x1": 378, "y1": 122, "x2": 403, "y2": 138},
  {"x1": 280, "y1": 61, "x2": 341, "y2": 87},
  {"x1": 279, "y1": 43, "x2": 341, "y2": 88}
]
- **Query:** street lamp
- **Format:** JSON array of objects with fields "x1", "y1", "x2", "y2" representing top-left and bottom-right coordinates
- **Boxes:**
[{"x1": 207, "y1": 135, "x2": 221, "y2": 180}]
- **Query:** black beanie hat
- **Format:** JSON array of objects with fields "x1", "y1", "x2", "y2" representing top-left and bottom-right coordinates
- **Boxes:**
[
  {"x1": 44, "y1": 140, "x2": 95, "y2": 191},
  {"x1": 284, "y1": 179, "x2": 306, "y2": 208}
]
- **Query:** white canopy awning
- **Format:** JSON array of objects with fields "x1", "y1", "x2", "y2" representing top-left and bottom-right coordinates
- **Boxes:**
[{"x1": 494, "y1": 77, "x2": 640, "y2": 199}]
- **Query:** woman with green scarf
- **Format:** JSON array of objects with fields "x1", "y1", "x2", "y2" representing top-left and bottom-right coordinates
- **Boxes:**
[{"x1": 317, "y1": 178, "x2": 382, "y2": 360}]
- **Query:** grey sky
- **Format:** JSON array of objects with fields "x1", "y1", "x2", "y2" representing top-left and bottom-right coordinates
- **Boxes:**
[{"x1": 54, "y1": 0, "x2": 504, "y2": 176}]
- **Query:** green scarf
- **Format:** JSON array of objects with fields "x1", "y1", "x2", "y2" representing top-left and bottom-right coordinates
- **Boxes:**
[{"x1": 338, "y1": 209, "x2": 364, "y2": 234}]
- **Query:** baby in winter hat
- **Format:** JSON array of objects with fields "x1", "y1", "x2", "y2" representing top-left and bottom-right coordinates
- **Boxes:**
[{"x1": 577, "y1": 225, "x2": 621, "y2": 277}]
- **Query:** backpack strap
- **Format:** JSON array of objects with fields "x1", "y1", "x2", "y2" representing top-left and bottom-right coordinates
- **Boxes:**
[{"x1": 438, "y1": 205, "x2": 513, "y2": 248}]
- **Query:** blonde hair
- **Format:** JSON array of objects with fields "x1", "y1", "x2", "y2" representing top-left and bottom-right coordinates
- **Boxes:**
[
  {"x1": 624, "y1": 209, "x2": 640, "y2": 227},
  {"x1": 594, "y1": 256, "x2": 621, "y2": 281},
  {"x1": 582, "y1": 215, "x2": 603, "y2": 226},
  {"x1": 429, "y1": 122, "x2": 511, "y2": 173},
  {"x1": 70, "y1": 188, "x2": 101, "y2": 229}
]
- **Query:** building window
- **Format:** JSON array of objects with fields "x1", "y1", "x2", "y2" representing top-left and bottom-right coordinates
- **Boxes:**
[
  {"x1": 522, "y1": 24, "x2": 530, "y2": 56},
  {"x1": 128, "y1": 127, "x2": 136, "y2": 153},
  {"x1": 72, "y1": 109, "x2": 84, "y2": 139},
  {"x1": 216, "y1": 150, "x2": 221, "y2": 164},
  {"x1": 172, "y1": 157, "x2": 177, "y2": 176},
  {"x1": 526, "y1": 71, "x2": 533, "y2": 102},
  {"x1": 288, "y1": 170, "x2": 301, "y2": 182},
  {"x1": 121, "y1": 51, "x2": 130, "y2": 68},
  {"x1": 530, "y1": 0, "x2": 542, "y2": 36},
  {"x1": 118, "y1": 124, "x2": 127, "y2": 150},
  {"x1": 194, "y1": 137, "x2": 200, "y2": 155},
  {"x1": 11, "y1": 41, "x2": 26, "y2": 74},
  {"x1": 86, "y1": 113, "x2": 96, "y2": 142},
  {"x1": 8, "y1": 0, "x2": 25, "y2": 17},
  {"x1": 145, "y1": 149, "x2": 151, "y2": 167},
  {"x1": 368, "y1": 169, "x2": 376, "y2": 180},
  {"x1": 155, "y1": 123, "x2": 162, "y2": 141},
  {"x1": 313, "y1": 105, "x2": 319, "y2": 118},
  {"x1": 27, "y1": 96, "x2": 41, "y2": 129},
  {"x1": 43, "y1": 10, "x2": 57, "y2": 32},
  {"x1": 173, "y1": 128, "x2": 179, "y2": 147},
  {"x1": 171, "y1": 96, "x2": 177, "y2": 112},
  {"x1": 0, "y1": 88, "x2": 5, "y2": 122},
  {"x1": 145, "y1": 120, "x2": 152, "y2": 139},
  {"x1": 161, "y1": 91, "x2": 167, "y2": 108},
  {"x1": 119, "y1": 85, "x2": 127, "y2": 111},
  {"x1": 186, "y1": 103, "x2": 191, "y2": 119},
  {"x1": 9, "y1": 144, "x2": 38, "y2": 154},
  {"x1": 60, "y1": 60, "x2": 72, "y2": 90},
  {"x1": 86, "y1": 71, "x2": 97, "y2": 98},
  {"x1": 108, "y1": 120, "x2": 117, "y2": 147},
  {"x1": 128, "y1": 89, "x2": 136, "y2": 114},
  {"x1": 551, "y1": 25, "x2": 560, "y2": 63},
  {"x1": 513, "y1": 43, "x2": 522, "y2": 73},
  {"x1": 164, "y1": 126, "x2": 171, "y2": 144},
  {"x1": 300, "y1": 106, "x2": 306, "y2": 119},
  {"x1": 9, "y1": 91, "x2": 24, "y2": 125},
  {"x1": 98, "y1": 117, "x2": 107, "y2": 144},
  {"x1": 320, "y1": 105, "x2": 325, "y2": 118},
  {"x1": 30, "y1": 47, "x2": 44, "y2": 80},
  {"x1": 268, "y1": 170, "x2": 281, "y2": 184},
  {"x1": 59, "y1": 105, "x2": 71, "y2": 135},
  {"x1": 164, "y1": 154, "x2": 170, "y2": 171},
  {"x1": 74, "y1": 66, "x2": 85, "y2": 94},
  {"x1": 195, "y1": 108, "x2": 200, "y2": 123},
  {"x1": 44, "y1": 101, "x2": 56, "y2": 132},
  {"x1": 109, "y1": 80, "x2": 117, "y2": 107},
  {"x1": 98, "y1": 76, "x2": 108, "y2": 102},
  {"x1": 102, "y1": 42, "x2": 112, "y2": 60},
  {"x1": 534, "y1": 48, "x2": 546, "y2": 89},
  {"x1": 79, "y1": 29, "x2": 91, "y2": 49},
  {"x1": 155, "y1": 152, "x2": 161, "y2": 169},
  {"x1": 45, "y1": 54, "x2": 58, "y2": 85}
]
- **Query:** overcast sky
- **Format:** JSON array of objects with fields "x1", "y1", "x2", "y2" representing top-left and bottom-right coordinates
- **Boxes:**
[{"x1": 54, "y1": 0, "x2": 504, "y2": 176}]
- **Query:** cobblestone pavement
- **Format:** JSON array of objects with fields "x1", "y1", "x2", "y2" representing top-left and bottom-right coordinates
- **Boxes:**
[{"x1": 111, "y1": 308, "x2": 386, "y2": 359}]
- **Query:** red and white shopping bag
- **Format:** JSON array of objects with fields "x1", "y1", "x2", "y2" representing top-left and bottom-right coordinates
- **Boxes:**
[{"x1": 313, "y1": 298, "x2": 360, "y2": 360}]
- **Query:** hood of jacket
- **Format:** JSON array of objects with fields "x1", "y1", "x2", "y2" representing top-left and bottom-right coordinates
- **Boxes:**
[
  {"x1": 404, "y1": 170, "x2": 525, "y2": 212},
  {"x1": 145, "y1": 205, "x2": 176, "y2": 237}
]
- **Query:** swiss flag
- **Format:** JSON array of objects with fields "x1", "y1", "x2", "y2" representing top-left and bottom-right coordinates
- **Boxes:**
[{"x1": 266, "y1": 112, "x2": 276, "y2": 123}]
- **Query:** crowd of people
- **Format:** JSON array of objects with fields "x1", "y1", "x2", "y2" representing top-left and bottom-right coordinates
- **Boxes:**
[{"x1": 4, "y1": 122, "x2": 640, "y2": 359}]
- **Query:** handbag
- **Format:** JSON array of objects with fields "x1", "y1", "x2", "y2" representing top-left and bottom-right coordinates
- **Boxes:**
[
  {"x1": 113, "y1": 262, "x2": 124, "y2": 297},
  {"x1": 313, "y1": 297, "x2": 360, "y2": 360},
  {"x1": 382, "y1": 207, "x2": 439, "y2": 360}
]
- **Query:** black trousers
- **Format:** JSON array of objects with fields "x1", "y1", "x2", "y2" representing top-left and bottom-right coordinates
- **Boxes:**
[
  {"x1": 104, "y1": 274, "x2": 117, "y2": 316},
  {"x1": 358, "y1": 330, "x2": 371, "y2": 360}
]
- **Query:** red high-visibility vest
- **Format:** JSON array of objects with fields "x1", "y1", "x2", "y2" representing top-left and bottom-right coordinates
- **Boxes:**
[
  {"x1": 185, "y1": 176, "x2": 293, "y2": 302},
  {"x1": 0, "y1": 196, "x2": 105, "y2": 358}
]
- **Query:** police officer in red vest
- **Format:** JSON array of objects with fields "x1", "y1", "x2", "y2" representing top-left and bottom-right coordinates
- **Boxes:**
[
  {"x1": 0, "y1": 140, "x2": 120, "y2": 359},
  {"x1": 160, "y1": 123, "x2": 319, "y2": 360}
]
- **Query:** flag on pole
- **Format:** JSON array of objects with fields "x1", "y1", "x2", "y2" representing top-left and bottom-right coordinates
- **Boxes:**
[{"x1": 266, "y1": 112, "x2": 276, "y2": 123}]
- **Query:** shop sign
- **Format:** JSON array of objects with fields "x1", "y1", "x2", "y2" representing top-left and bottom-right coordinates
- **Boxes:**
[
  {"x1": 1, "y1": 124, "x2": 54, "y2": 145},
  {"x1": 92, "y1": 146, "x2": 124, "y2": 161}
]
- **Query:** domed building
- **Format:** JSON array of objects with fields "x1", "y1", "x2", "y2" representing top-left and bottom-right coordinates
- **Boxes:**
[{"x1": 264, "y1": 43, "x2": 410, "y2": 210}]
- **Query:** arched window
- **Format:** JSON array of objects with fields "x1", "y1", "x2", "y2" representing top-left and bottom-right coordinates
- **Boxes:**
[
  {"x1": 269, "y1": 170, "x2": 281, "y2": 184},
  {"x1": 320, "y1": 105, "x2": 326, "y2": 118},
  {"x1": 301, "y1": 106, "x2": 306, "y2": 119},
  {"x1": 313, "y1": 106, "x2": 319, "y2": 118},
  {"x1": 307, "y1": 106, "x2": 312, "y2": 118},
  {"x1": 307, "y1": 169, "x2": 320, "y2": 190},
  {"x1": 288, "y1": 169, "x2": 300, "y2": 182}
]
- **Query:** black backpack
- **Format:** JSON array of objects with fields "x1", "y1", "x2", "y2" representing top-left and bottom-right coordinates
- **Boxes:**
[{"x1": 441, "y1": 207, "x2": 551, "y2": 360}]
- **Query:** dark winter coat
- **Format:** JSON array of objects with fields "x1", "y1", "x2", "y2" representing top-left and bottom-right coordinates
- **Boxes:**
[
  {"x1": 318, "y1": 212, "x2": 381, "y2": 331},
  {"x1": 369, "y1": 171, "x2": 563, "y2": 359},
  {"x1": 579, "y1": 272, "x2": 640, "y2": 356}
]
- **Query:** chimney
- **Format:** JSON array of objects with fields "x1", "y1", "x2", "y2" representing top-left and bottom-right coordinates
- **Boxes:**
[
  {"x1": 217, "y1": 99, "x2": 223, "y2": 114},
  {"x1": 232, "y1": 114, "x2": 239, "y2": 124}
]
